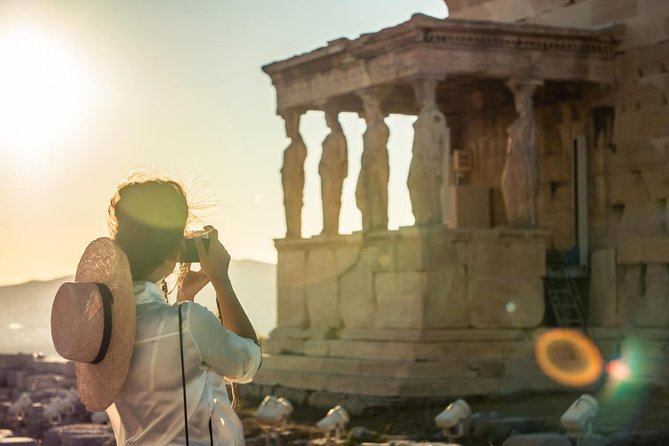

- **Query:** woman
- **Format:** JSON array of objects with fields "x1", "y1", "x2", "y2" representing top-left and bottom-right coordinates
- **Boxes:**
[{"x1": 106, "y1": 176, "x2": 261, "y2": 445}]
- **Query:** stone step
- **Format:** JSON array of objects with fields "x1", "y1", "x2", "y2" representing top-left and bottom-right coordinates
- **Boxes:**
[
  {"x1": 325, "y1": 339, "x2": 536, "y2": 361},
  {"x1": 0, "y1": 438, "x2": 38, "y2": 445},
  {"x1": 253, "y1": 365, "x2": 565, "y2": 398},
  {"x1": 267, "y1": 336, "x2": 542, "y2": 360},
  {"x1": 260, "y1": 354, "x2": 556, "y2": 380}
]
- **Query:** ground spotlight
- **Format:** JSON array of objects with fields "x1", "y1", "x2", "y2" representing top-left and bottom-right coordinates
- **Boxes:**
[
  {"x1": 560, "y1": 394, "x2": 599, "y2": 442},
  {"x1": 255, "y1": 395, "x2": 293, "y2": 425},
  {"x1": 434, "y1": 398, "x2": 471, "y2": 441},
  {"x1": 316, "y1": 405, "x2": 349, "y2": 439}
]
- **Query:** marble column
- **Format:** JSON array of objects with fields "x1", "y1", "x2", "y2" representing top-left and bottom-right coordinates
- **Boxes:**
[
  {"x1": 319, "y1": 105, "x2": 348, "y2": 236},
  {"x1": 280, "y1": 109, "x2": 307, "y2": 239},
  {"x1": 356, "y1": 88, "x2": 389, "y2": 232},
  {"x1": 501, "y1": 79, "x2": 542, "y2": 227},
  {"x1": 408, "y1": 77, "x2": 451, "y2": 226}
]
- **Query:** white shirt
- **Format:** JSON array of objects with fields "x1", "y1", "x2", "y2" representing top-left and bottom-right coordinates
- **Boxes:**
[{"x1": 106, "y1": 281, "x2": 262, "y2": 445}]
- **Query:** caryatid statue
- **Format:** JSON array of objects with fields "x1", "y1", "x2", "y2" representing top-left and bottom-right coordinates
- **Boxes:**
[
  {"x1": 408, "y1": 78, "x2": 451, "y2": 226},
  {"x1": 501, "y1": 79, "x2": 542, "y2": 227},
  {"x1": 280, "y1": 110, "x2": 307, "y2": 239},
  {"x1": 319, "y1": 106, "x2": 348, "y2": 236},
  {"x1": 356, "y1": 89, "x2": 389, "y2": 231}
]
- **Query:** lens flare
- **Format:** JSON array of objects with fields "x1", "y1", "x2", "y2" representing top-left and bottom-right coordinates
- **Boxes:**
[
  {"x1": 505, "y1": 302, "x2": 516, "y2": 313},
  {"x1": 534, "y1": 328, "x2": 604, "y2": 387},
  {"x1": 606, "y1": 359, "x2": 632, "y2": 382}
]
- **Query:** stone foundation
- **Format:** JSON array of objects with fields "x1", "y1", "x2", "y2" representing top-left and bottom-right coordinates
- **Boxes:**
[
  {"x1": 274, "y1": 227, "x2": 549, "y2": 332},
  {"x1": 259, "y1": 228, "x2": 555, "y2": 400},
  {"x1": 255, "y1": 328, "x2": 568, "y2": 403}
]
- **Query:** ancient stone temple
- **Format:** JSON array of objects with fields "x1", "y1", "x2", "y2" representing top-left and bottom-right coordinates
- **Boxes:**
[{"x1": 252, "y1": 0, "x2": 669, "y2": 405}]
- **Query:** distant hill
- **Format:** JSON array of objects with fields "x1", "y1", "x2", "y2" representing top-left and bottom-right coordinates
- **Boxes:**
[{"x1": 0, "y1": 260, "x2": 276, "y2": 356}]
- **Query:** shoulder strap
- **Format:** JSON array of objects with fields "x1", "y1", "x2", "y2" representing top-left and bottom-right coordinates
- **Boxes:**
[
  {"x1": 178, "y1": 303, "x2": 215, "y2": 446},
  {"x1": 178, "y1": 303, "x2": 190, "y2": 445}
]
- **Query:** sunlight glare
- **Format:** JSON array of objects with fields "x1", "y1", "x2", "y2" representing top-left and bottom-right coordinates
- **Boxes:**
[
  {"x1": 606, "y1": 359, "x2": 632, "y2": 382},
  {"x1": 0, "y1": 26, "x2": 96, "y2": 161}
]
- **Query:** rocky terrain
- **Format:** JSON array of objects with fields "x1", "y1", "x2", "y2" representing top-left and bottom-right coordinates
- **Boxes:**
[{"x1": 2, "y1": 353, "x2": 669, "y2": 445}]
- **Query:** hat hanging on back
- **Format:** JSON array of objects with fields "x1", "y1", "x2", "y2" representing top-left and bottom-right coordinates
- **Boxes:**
[{"x1": 51, "y1": 237, "x2": 135, "y2": 412}]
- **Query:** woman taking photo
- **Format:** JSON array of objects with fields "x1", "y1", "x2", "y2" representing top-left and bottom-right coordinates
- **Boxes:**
[{"x1": 52, "y1": 175, "x2": 261, "y2": 445}]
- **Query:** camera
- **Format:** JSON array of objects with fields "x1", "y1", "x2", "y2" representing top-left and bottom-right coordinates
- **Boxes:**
[{"x1": 181, "y1": 229, "x2": 211, "y2": 263}]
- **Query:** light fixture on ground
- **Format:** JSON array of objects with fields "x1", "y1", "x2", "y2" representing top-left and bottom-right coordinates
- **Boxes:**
[
  {"x1": 560, "y1": 394, "x2": 599, "y2": 444},
  {"x1": 255, "y1": 395, "x2": 293, "y2": 425},
  {"x1": 434, "y1": 399, "x2": 471, "y2": 442},
  {"x1": 255, "y1": 395, "x2": 293, "y2": 446},
  {"x1": 316, "y1": 405, "x2": 350, "y2": 440}
]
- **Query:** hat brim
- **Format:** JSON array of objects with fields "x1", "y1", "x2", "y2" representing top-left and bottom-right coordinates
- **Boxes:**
[{"x1": 71, "y1": 237, "x2": 135, "y2": 412}]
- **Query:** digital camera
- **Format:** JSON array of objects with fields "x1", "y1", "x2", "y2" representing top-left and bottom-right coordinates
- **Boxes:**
[{"x1": 181, "y1": 229, "x2": 211, "y2": 263}]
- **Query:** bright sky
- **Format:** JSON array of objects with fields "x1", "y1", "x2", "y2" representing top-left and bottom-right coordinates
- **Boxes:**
[{"x1": 0, "y1": 0, "x2": 447, "y2": 286}]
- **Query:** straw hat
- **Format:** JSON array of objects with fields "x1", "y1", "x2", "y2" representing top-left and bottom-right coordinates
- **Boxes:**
[{"x1": 51, "y1": 237, "x2": 136, "y2": 412}]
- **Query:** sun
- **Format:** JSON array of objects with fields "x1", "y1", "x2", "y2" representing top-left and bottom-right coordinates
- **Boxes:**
[{"x1": 0, "y1": 26, "x2": 96, "y2": 162}]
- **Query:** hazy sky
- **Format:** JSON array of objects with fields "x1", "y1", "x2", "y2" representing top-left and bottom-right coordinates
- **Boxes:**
[{"x1": 0, "y1": 0, "x2": 447, "y2": 285}]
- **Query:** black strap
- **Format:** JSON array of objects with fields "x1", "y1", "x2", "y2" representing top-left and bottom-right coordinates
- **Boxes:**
[
  {"x1": 178, "y1": 304, "x2": 190, "y2": 445},
  {"x1": 178, "y1": 303, "x2": 215, "y2": 446},
  {"x1": 90, "y1": 283, "x2": 114, "y2": 364},
  {"x1": 209, "y1": 417, "x2": 213, "y2": 445}
]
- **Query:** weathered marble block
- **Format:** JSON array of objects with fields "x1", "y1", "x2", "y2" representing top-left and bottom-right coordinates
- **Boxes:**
[
  {"x1": 467, "y1": 241, "x2": 545, "y2": 328},
  {"x1": 588, "y1": 248, "x2": 618, "y2": 327},
  {"x1": 617, "y1": 236, "x2": 669, "y2": 264},
  {"x1": 276, "y1": 250, "x2": 308, "y2": 328},
  {"x1": 374, "y1": 271, "x2": 427, "y2": 329},
  {"x1": 339, "y1": 260, "x2": 375, "y2": 328},
  {"x1": 305, "y1": 249, "x2": 341, "y2": 328},
  {"x1": 424, "y1": 245, "x2": 469, "y2": 328}
]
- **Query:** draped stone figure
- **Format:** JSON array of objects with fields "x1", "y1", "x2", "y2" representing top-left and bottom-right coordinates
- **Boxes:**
[
  {"x1": 356, "y1": 89, "x2": 389, "y2": 231},
  {"x1": 319, "y1": 107, "x2": 348, "y2": 236},
  {"x1": 408, "y1": 78, "x2": 451, "y2": 226},
  {"x1": 280, "y1": 111, "x2": 307, "y2": 239},
  {"x1": 501, "y1": 79, "x2": 541, "y2": 227}
]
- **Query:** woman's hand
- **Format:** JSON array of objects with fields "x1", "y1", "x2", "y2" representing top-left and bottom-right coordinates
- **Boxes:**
[
  {"x1": 195, "y1": 226, "x2": 231, "y2": 288},
  {"x1": 195, "y1": 226, "x2": 258, "y2": 345},
  {"x1": 177, "y1": 265, "x2": 210, "y2": 302}
]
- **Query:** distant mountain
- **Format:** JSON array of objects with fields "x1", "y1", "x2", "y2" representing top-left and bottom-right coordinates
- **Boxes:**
[
  {"x1": 196, "y1": 259, "x2": 277, "y2": 338},
  {"x1": 0, "y1": 260, "x2": 276, "y2": 356},
  {"x1": 0, "y1": 277, "x2": 67, "y2": 355}
]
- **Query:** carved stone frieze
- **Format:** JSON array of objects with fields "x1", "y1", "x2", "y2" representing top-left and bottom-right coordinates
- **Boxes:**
[{"x1": 263, "y1": 15, "x2": 621, "y2": 113}]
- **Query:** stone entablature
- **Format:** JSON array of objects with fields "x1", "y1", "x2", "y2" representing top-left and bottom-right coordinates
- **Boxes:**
[
  {"x1": 265, "y1": 14, "x2": 623, "y2": 241},
  {"x1": 263, "y1": 15, "x2": 620, "y2": 113}
]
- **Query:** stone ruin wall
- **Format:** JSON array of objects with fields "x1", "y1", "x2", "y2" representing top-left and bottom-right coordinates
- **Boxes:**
[
  {"x1": 253, "y1": 1, "x2": 669, "y2": 401},
  {"x1": 449, "y1": 0, "x2": 669, "y2": 331},
  {"x1": 271, "y1": 229, "x2": 547, "y2": 338},
  {"x1": 259, "y1": 229, "x2": 559, "y2": 402},
  {"x1": 445, "y1": 0, "x2": 669, "y2": 384},
  {"x1": 450, "y1": 99, "x2": 585, "y2": 251}
]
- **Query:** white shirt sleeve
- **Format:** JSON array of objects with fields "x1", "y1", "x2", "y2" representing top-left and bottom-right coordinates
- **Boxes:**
[{"x1": 185, "y1": 303, "x2": 261, "y2": 383}]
